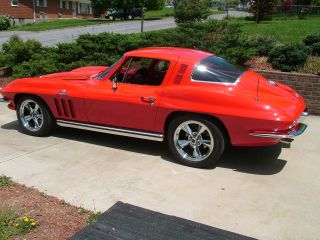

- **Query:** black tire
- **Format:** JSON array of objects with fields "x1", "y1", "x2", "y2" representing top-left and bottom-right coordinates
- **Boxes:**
[
  {"x1": 167, "y1": 115, "x2": 225, "y2": 168},
  {"x1": 16, "y1": 96, "x2": 55, "y2": 136}
]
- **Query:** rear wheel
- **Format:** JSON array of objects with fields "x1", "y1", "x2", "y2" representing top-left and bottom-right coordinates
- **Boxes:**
[
  {"x1": 167, "y1": 116, "x2": 225, "y2": 168},
  {"x1": 128, "y1": 15, "x2": 133, "y2": 20},
  {"x1": 109, "y1": 15, "x2": 114, "y2": 20},
  {"x1": 16, "y1": 96, "x2": 54, "y2": 136}
]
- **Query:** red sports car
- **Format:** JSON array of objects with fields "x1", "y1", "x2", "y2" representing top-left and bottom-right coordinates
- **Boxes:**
[{"x1": 0, "y1": 47, "x2": 308, "y2": 168}]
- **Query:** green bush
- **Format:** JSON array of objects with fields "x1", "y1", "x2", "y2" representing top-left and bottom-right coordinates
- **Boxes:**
[
  {"x1": 0, "y1": 35, "x2": 43, "y2": 69},
  {"x1": 4, "y1": 21, "x2": 259, "y2": 79},
  {"x1": 0, "y1": 16, "x2": 10, "y2": 31},
  {"x1": 269, "y1": 43, "x2": 311, "y2": 72},
  {"x1": 303, "y1": 33, "x2": 320, "y2": 46},
  {"x1": 250, "y1": 36, "x2": 278, "y2": 56},
  {"x1": 311, "y1": 42, "x2": 320, "y2": 55},
  {"x1": 174, "y1": 0, "x2": 210, "y2": 23}
]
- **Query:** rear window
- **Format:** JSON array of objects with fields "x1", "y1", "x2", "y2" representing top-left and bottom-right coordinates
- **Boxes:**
[{"x1": 191, "y1": 56, "x2": 244, "y2": 83}]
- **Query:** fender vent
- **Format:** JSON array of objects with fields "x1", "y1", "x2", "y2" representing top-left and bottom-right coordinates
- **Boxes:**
[{"x1": 54, "y1": 98, "x2": 76, "y2": 118}]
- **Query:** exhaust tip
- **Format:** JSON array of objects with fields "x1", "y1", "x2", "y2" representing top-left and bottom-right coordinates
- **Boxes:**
[{"x1": 280, "y1": 138, "x2": 294, "y2": 148}]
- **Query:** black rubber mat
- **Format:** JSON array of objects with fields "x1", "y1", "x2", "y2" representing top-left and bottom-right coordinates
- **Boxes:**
[{"x1": 70, "y1": 201, "x2": 256, "y2": 240}]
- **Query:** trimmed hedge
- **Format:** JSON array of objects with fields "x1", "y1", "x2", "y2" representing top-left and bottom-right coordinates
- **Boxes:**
[{"x1": 1, "y1": 21, "x2": 259, "y2": 79}]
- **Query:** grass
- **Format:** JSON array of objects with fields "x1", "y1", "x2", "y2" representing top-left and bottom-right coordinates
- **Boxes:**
[
  {"x1": 299, "y1": 56, "x2": 320, "y2": 74},
  {"x1": 0, "y1": 175, "x2": 13, "y2": 188},
  {"x1": 0, "y1": 209, "x2": 37, "y2": 240},
  {"x1": 145, "y1": 7, "x2": 174, "y2": 19},
  {"x1": 10, "y1": 7, "x2": 221, "y2": 32},
  {"x1": 86, "y1": 212, "x2": 102, "y2": 225},
  {"x1": 237, "y1": 15, "x2": 320, "y2": 43},
  {"x1": 10, "y1": 19, "x2": 110, "y2": 32},
  {"x1": 0, "y1": 208, "x2": 19, "y2": 240}
]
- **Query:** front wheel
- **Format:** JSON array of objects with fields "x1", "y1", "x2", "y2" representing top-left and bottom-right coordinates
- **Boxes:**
[
  {"x1": 16, "y1": 96, "x2": 55, "y2": 136},
  {"x1": 167, "y1": 116, "x2": 225, "y2": 168}
]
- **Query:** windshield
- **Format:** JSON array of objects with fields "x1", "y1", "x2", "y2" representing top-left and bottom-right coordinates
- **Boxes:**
[
  {"x1": 96, "y1": 57, "x2": 123, "y2": 80},
  {"x1": 191, "y1": 56, "x2": 244, "y2": 83}
]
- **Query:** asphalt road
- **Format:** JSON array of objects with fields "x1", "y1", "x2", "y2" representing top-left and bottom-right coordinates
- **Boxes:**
[
  {"x1": 0, "y1": 11, "x2": 250, "y2": 47},
  {"x1": 0, "y1": 102, "x2": 319, "y2": 240}
]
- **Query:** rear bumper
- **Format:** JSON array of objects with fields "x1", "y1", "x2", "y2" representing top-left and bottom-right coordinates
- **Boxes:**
[{"x1": 249, "y1": 112, "x2": 308, "y2": 139}]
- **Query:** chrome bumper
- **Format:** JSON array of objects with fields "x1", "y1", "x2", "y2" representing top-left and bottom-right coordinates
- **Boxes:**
[
  {"x1": 0, "y1": 97, "x2": 8, "y2": 103},
  {"x1": 250, "y1": 111, "x2": 308, "y2": 139}
]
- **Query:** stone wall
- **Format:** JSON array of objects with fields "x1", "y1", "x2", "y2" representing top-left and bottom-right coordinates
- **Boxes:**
[{"x1": 256, "y1": 70, "x2": 320, "y2": 115}]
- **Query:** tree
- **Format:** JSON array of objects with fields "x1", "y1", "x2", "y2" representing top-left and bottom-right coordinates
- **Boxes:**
[
  {"x1": 91, "y1": 0, "x2": 164, "y2": 15},
  {"x1": 249, "y1": 0, "x2": 276, "y2": 23},
  {"x1": 281, "y1": 0, "x2": 292, "y2": 15},
  {"x1": 174, "y1": 0, "x2": 210, "y2": 23}
]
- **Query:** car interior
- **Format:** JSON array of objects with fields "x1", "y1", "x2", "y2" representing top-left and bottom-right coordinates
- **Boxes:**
[{"x1": 112, "y1": 57, "x2": 170, "y2": 86}]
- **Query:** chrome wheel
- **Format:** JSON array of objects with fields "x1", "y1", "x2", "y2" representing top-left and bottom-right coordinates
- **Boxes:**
[
  {"x1": 174, "y1": 120, "x2": 214, "y2": 162},
  {"x1": 19, "y1": 100, "x2": 43, "y2": 132}
]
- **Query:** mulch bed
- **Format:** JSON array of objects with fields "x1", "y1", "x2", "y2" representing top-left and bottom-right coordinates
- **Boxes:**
[
  {"x1": 0, "y1": 183, "x2": 91, "y2": 240},
  {"x1": 244, "y1": 56, "x2": 278, "y2": 72},
  {"x1": 0, "y1": 77, "x2": 9, "y2": 88}
]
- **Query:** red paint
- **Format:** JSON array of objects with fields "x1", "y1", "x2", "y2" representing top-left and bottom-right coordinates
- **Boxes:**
[{"x1": 0, "y1": 47, "x2": 306, "y2": 146}]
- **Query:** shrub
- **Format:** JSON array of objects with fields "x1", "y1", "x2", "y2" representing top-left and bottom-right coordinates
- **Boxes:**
[
  {"x1": 4, "y1": 21, "x2": 259, "y2": 79},
  {"x1": 0, "y1": 36, "x2": 42, "y2": 69},
  {"x1": 303, "y1": 33, "x2": 320, "y2": 46},
  {"x1": 250, "y1": 36, "x2": 278, "y2": 56},
  {"x1": 269, "y1": 43, "x2": 311, "y2": 72},
  {"x1": 0, "y1": 16, "x2": 10, "y2": 31},
  {"x1": 174, "y1": 0, "x2": 210, "y2": 23},
  {"x1": 311, "y1": 42, "x2": 320, "y2": 55},
  {"x1": 11, "y1": 57, "x2": 58, "y2": 79}
]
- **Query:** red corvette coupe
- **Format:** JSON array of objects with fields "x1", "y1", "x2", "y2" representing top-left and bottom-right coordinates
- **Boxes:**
[{"x1": 0, "y1": 47, "x2": 308, "y2": 168}]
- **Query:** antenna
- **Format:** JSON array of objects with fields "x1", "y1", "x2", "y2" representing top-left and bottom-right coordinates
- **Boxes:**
[{"x1": 256, "y1": 77, "x2": 260, "y2": 101}]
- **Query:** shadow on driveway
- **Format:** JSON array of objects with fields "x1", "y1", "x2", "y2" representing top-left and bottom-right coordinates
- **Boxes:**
[{"x1": 2, "y1": 121, "x2": 286, "y2": 175}]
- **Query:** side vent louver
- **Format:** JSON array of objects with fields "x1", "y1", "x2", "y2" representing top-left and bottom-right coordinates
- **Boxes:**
[
  {"x1": 174, "y1": 64, "x2": 188, "y2": 84},
  {"x1": 54, "y1": 97, "x2": 76, "y2": 118}
]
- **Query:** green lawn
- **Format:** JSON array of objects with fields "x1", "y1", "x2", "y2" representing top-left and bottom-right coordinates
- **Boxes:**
[
  {"x1": 10, "y1": 8, "x2": 174, "y2": 32},
  {"x1": 10, "y1": 19, "x2": 111, "y2": 32},
  {"x1": 145, "y1": 7, "x2": 174, "y2": 19},
  {"x1": 238, "y1": 16, "x2": 320, "y2": 43}
]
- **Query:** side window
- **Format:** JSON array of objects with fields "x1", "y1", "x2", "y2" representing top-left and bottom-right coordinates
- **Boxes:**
[{"x1": 112, "y1": 57, "x2": 170, "y2": 86}]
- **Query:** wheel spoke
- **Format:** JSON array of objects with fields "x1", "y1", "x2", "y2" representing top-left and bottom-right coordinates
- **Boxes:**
[
  {"x1": 182, "y1": 124, "x2": 193, "y2": 136},
  {"x1": 34, "y1": 118, "x2": 40, "y2": 129},
  {"x1": 193, "y1": 146, "x2": 201, "y2": 158},
  {"x1": 34, "y1": 104, "x2": 40, "y2": 113},
  {"x1": 196, "y1": 125, "x2": 206, "y2": 138},
  {"x1": 24, "y1": 115, "x2": 32, "y2": 122},
  {"x1": 26, "y1": 104, "x2": 33, "y2": 113},
  {"x1": 199, "y1": 139, "x2": 211, "y2": 148},
  {"x1": 178, "y1": 140, "x2": 190, "y2": 148}
]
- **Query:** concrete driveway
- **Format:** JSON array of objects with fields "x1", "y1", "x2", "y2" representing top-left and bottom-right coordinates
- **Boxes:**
[
  {"x1": 0, "y1": 11, "x2": 251, "y2": 47},
  {"x1": 0, "y1": 103, "x2": 319, "y2": 240}
]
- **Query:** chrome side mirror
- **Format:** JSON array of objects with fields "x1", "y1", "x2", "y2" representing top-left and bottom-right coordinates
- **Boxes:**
[{"x1": 112, "y1": 77, "x2": 118, "y2": 90}]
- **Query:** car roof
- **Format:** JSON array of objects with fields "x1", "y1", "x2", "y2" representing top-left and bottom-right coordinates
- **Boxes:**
[{"x1": 126, "y1": 47, "x2": 213, "y2": 62}]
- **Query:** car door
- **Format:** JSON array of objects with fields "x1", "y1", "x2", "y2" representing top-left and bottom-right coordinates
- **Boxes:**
[{"x1": 85, "y1": 56, "x2": 177, "y2": 132}]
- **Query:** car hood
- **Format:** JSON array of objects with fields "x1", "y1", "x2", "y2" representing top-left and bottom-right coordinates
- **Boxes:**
[{"x1": 40, "y1": 66, "x2": 108, "y2": 80}]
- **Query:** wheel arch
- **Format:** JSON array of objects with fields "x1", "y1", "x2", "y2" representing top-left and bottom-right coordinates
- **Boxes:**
[
  {"x1": 164, "y1": 111, "x2": 231, "y2": 144},
  {"x1": 14, "y1": 93, "x2": 54, "y2": 117}
]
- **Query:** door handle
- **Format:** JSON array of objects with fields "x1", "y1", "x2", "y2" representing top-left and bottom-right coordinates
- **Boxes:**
[{"x1": 141, "y1": 96, "x2": 156, "y2": 104}]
